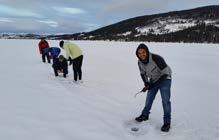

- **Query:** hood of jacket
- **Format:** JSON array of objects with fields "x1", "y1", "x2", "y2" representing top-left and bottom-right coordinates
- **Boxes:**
[{"x1": 136, "y1": 43, "x2": 150, "y2": 64}]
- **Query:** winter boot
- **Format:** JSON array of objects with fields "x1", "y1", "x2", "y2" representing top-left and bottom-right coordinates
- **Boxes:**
[
  {"x1": 161, "y1": 123, "x2": 171, "y2": 132},
  {"x1": 135, "y1": 114, "x2": 148, "y2": 122}
]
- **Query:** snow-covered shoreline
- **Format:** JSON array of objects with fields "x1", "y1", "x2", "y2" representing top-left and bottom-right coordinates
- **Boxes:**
[{"x1": 0, "y1": 39, "x2": 219, "y2": 140}]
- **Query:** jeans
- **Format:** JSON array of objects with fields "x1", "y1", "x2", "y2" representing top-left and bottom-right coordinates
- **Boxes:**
[{"x1": 142, "y1": 79, "x2": 171, "y2": 123}]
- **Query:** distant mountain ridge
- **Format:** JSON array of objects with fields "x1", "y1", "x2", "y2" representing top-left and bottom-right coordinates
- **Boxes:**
[
  {"x1": 79, "y1": 5, "x2": 219, "y2": 43},
  {"x1": 1, "y1": 5, "x2": 219, "y2": 43},
  {"x1": 86, "y1": 5, "x2": 219, "y2": 35}
]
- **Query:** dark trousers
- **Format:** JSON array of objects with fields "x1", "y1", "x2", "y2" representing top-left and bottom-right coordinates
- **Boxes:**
[
  {"x1": 142, "y1": 79, "x2": 171, "y2": 124},
  {"x1": 52, "y1": 65, "x2": 68, "y2": 77},
  {"x1": 42, "y1": 53, "x2": 51, "y2": 63},
  {"x1": 72, "y1": 55, "x2": 83, "y2": 81},
  {"x1": 52, "y1": 56, "x2": 58, "y2": 64}
]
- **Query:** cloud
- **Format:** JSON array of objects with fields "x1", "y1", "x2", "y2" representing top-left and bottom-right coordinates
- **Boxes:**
[
  {"x1": 52, "y1": 7, "x2": 85, "y2": 15},
  {"x1": 93, "y1": 0, "x2": 168, "y2": 27},
  {"x1": 0, "y1": 17, "x2": 94, "y2": 34},
  {"x1": 104, "y1": 0, "x2": 167, "y2": 15},
  {"x1": 0, "y1": 17, "x2": 14, "y2": 23},
  {"x1": 0, "y1": 0, "x2": 218, "y2": 33},
  {"x1": 82, "y1": 23, "x2": 99, "y2": 32},
  {"x1": 37, "y1": 20, "x2": 58, "y2": 28},
  {"x1": 167, "y1": 0, "x2": 219, "y2": 11},
  {"x1": 0, "y1": 4, "x2": 41, "y2": 18}
]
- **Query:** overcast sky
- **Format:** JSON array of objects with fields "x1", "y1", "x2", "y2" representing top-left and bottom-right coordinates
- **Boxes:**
[{"x1": 0, "y1": 0, "x2": 218, "y2": 34}]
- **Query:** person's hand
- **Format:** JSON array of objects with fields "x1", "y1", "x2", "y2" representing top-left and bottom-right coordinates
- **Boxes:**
[
  {"x1": 69, "y1": 61, "x2": 72, "y2": 65},
  {"x1": 141, "y1": 85, "x2": 149, "y2": 92},
  {"x1": 68, "y1": 57, "x2": 72, "y2": 61}
]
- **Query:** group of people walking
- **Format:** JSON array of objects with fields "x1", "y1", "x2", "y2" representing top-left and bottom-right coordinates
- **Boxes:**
[
  {"x1": 38, "y1": 37, "x2": 83, "y2": 82},
  {"x1": 38, "y1": 39, "x2": 172, "y2": 132}
]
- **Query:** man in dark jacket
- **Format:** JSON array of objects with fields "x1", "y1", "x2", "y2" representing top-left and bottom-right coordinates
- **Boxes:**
[
  {"x1": 52, "y1": 55, "x2": 68, "y2": 78},
  {"x1": 38, "y1": 37, "x2": 51, "y2": 63},
  {"x1": 135, "y1": 43, "x2": 172, "y2": 132}
]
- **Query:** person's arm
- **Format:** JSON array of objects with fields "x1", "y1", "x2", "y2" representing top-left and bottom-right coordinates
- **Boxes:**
[
  {"x1": 152, "y1": 54, "x2": 170, "y2": 82},
  {"x1": 57, "y1": 48, "x2": 61, "y2": 56},
  {"x1": 64, "y1": 45, "x2": 71, "y2": 59},
  {"x1": 153, "y1": 54, "x2": 170, "y2": 75},
  {"x1": 38, "y1": 42, "x2": 42, "y2": 54},
  {"x1": 152, "y1": 54, "x2": 167, "y2": 70},
  {"x1": 62, "y1": 59, "x2": 68, "y2": 70},
  {"x1": 45, "y1": 40, "x2": 50, "y2": 48}
]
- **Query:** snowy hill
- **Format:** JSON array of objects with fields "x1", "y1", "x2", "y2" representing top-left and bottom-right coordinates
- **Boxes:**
[
  {"x1": 135, "y1": 18, "x2": 218, "y2": 35},
  {"x1": 80, "y1": 5, "x2": 219, "y2": 42},
  {"x1": 1, "y1": 39, "x2": 219, "y2": 140}
]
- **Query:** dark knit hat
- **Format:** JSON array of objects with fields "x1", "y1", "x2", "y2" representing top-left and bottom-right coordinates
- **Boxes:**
[{"x1": 59, "y1": 40, "x2": 64, "y2": 48}]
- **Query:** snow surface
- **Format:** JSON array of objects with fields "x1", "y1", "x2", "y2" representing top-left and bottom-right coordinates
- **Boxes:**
[{"x1": 0, "y1": 39, "x2": 219, "y2": 140}]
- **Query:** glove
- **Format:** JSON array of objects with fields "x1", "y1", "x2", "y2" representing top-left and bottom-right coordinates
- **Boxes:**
[
  {"x1": 69, "y1": 60, "x2": 73, "y2": 65},
  {"x1": 68, "y1": 57, "x2": 73, "y2": 65},
  {"x1": 141, "y1": 85, "x2": 149, "y2": 92},
  {"x1": 68, "y1": 57, "x2": 72, "y2": 61}
]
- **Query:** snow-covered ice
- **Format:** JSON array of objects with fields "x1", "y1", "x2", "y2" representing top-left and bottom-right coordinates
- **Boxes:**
[{"x1": 0, "y1": 39, "x2": 219, "y2": 140}]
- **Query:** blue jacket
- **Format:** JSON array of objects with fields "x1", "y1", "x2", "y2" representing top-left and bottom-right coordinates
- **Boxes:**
[{"x1": 50, "y1": 47, "x2": 61, "y2": 58}]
